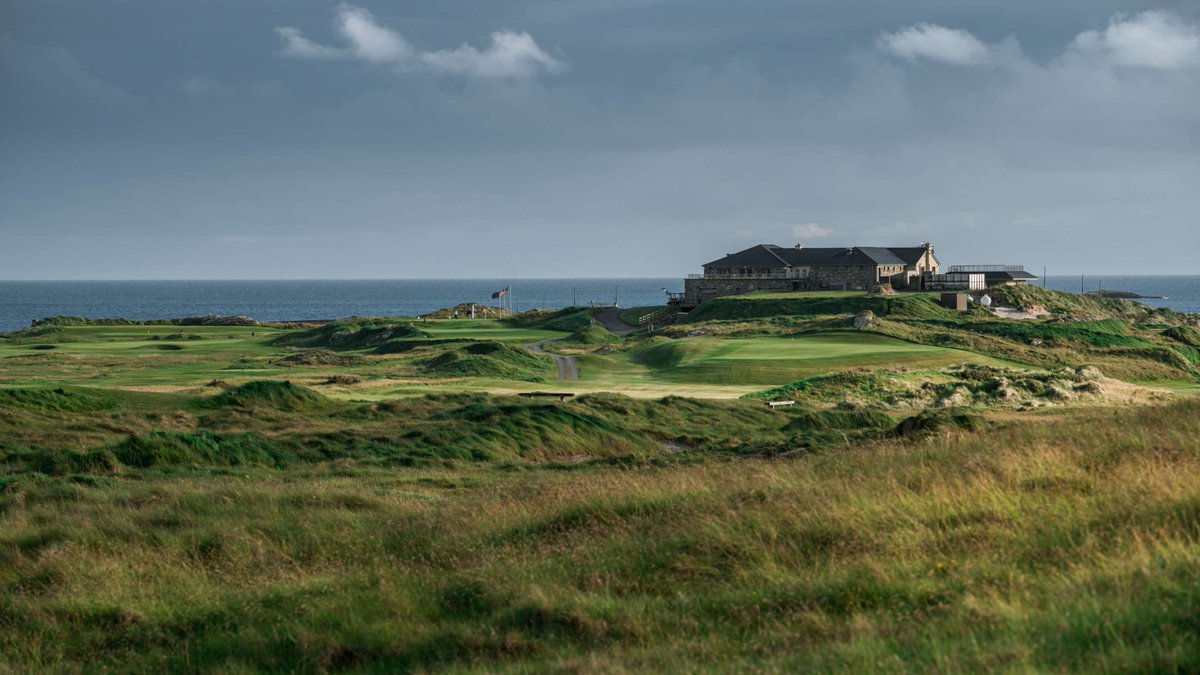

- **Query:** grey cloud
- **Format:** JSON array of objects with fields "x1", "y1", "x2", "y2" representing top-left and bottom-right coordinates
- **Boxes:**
[
  {"x1": 1068, "y1": 10, "x2": 1200, "y2": 69},
  {"x1": 877, "y1": 24, "x2": 992, "y2": 65},
  {"x1": 275, "y1": 4, "x2": 565, "y2": 77},
  {"x1": 3, "y1": 1, "x2": 1200, "y2": 279}
]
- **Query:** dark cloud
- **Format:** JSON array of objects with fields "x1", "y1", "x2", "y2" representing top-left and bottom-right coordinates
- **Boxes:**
[{"x1": 1, "y1": 1, "x2": 1198, "y2": 278}]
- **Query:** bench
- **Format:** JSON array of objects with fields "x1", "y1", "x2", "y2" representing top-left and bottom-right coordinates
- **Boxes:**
[
  {"x1": 519, "y1": 392, "x2": 576, "y2": 402},
  {"x1": 765, "y1": 400, "x2": 796, "y2": 409}
]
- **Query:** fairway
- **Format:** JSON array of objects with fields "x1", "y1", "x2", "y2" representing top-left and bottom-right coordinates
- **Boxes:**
[
  {"x1": 650, "y1": 333, "x2": 1011, "y2": 385},
  {"x1": 572, "y1": 331, "x2": 1014, "y2": 393},
  {"x1": 2, "y1": 321, "x2": 1014, "y2": 399},
  {"x1": 0, "y1": 321, "x2": 569, "y2": 393}
]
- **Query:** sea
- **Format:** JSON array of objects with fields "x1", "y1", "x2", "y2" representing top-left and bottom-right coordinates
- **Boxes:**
[
  {"x1": 0, "y1": 276, "x2": 1197, "y2": 334},
  {"x1": 0, "y1": 279, "x2": 683, "y2": 333}
]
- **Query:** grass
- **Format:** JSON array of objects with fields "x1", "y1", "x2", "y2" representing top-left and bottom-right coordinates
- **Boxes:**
[
  {"x1": 421, "y1": 342, "x2": 557, "y2": 382},
  {"x1": 683, "y1": 292, "x2": 956, "y2": 323},
  {"x1": 1, "y1": 302, "x2": 1199, "y2": 670},
  {"x1": 1, "y1": 399, "x2": 1199, "y2": 671},
  {"x1": 629, "y1": 332, "x2": 1011, "y2": 386},
  {"x1": 0, "y1": 320, "x2": 1022, "y2": 400}
]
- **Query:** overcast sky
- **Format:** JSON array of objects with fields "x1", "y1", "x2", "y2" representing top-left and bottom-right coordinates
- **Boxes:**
[{"x1": 2, "y1": 1, "x2": 1198, "y2": 279}]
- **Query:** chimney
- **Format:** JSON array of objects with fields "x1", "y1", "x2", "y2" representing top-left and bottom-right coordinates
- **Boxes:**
[{"x1": 794, "y1": 244, "x2": 803, "y2": 250}]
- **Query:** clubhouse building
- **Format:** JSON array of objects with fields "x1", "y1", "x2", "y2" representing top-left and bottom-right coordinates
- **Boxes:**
[{"x1": 682, "y1": 242, "x2": 1035, "y2": 306}]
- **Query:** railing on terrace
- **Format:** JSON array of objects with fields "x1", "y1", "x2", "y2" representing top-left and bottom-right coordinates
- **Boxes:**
[
  {"x1": 638, "y1": 306, "x2": 676, "y2": 326},
  {"x1": 948, "y1": 265, "x2": 1026, "y2": 273},
  {"x1": 686, "y1": 272, "x2": 809, "y2": 280}
]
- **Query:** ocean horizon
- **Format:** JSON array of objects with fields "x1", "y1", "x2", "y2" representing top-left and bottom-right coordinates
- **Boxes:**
[{"x1": 2, "y1": 275, "x2": 1197, "y2": 333}]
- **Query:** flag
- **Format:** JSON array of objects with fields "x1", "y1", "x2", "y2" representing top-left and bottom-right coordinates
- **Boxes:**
[{"x1": 491, "y1": 287, "x2": 508, "y2": 299}]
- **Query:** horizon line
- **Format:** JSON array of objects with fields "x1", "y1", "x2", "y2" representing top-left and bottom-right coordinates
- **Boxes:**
[{"x1": 2, "y1": 273, "x2": 1198, "y2": 282}]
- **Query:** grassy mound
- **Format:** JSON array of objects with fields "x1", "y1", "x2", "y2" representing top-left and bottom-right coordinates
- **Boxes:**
[
  {"x1": 372, "y1": 337, "x2": 474, "y2": 355},
  {"x1": 1164, "y1": 325, "x2": 1200, "y2": 348},
  {"x1": 989, "y1": 285, "x2": 1183, "y2": 323},
  {"x1": 782, "y1": 409, "x2": 895, "y2": 433},
  {"x1": 949, "y1": 317, "x2": 1151, "y2": 349},
  {"x1": 273, "y1": 320, "x2": 430, "y2": 350},
  {"x1": 112, "y1": 432, "x2": 294, "y2": 468},
  {"x1": 509, "y1": 308, "x2": 594, "y2": 332},
  {"x1": 747, "y1": 371, "x2": 911, "y2": 404},
  {"x1": 634, "y1": 340, "x2": 709, "y2": 370},
  {"x1": 272, "y1": 350, "x2": 363, "y2": 367},
  {"x1": 0, "y1": 388, "x2": 114, "y2": 413},
  {"x1": 684, "y1": 293, "x2": 954, "y2": 323},
  {"x1": 211, "y1": 380, "x2": 327, "y2": 410},
  {"x1": 747, "y1": 364, "x2": 1129, "y2": 410},
  {"x1": 412, "y1": 400, "x2": 656, "y2": 461},
  {"x1": 894, "y1": 409, "x2": 982, "y2": 436},
  {"x1": 566, "y1": 324, "x2": 621, "y2": 346},
  {"x1": 423, "y1": 342, "x2": 555, "y2": 381}
]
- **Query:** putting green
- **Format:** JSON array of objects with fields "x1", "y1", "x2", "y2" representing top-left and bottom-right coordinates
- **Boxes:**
[{"x1": 581, "y1": 331, "x2": 1013, "y2": 389}]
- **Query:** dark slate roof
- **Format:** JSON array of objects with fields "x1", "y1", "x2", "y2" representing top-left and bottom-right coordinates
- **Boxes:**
[
  {"x1": 705, "y1": 245, "x2": 928, "y2": 269},
  {"x1": 702, "y1": 244, "x2": 791, "y2": 268},
  {"x1": 889, "y1": 247, "x2": 935, "y2": 266},
  {"x1": 854, "y1": 247, "x2": 908, "y2": 266}
]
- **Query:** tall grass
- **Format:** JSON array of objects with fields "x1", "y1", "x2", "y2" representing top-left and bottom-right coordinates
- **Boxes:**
[{"x1": 2, "y1": 400, "x2": 1198, "y2": 671}]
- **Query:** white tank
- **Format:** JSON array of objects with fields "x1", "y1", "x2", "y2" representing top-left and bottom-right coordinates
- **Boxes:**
[{"x1": 980, "y1": 294, "x2": 992, "y2": 307}]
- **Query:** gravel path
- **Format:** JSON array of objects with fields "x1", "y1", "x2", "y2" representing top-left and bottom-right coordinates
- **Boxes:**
[
  {"x1": 593, "y1": 308, "x2": 639, "y2": 334},
  {"x1": 525, "y1": 339, "x2": 579, "y2": 381}
]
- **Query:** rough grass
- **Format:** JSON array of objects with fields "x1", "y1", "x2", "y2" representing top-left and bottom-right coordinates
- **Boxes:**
[
  {"x1": 273, "y1": 320, "x2": 430, "y2": 350},
  {"x1": 564, "y1": 324, "x2": 621, "y2": 346},
  {"x1": 0, "y1": 388, "x2": 114, "y2": 413},
  {"x1": 990, "y1": 284, "x2": 1186, "y2": 324},
  {"x1": 746, "y1": 364, "x2": 1145, "y2": 411},
  {"x1": 0, "y1": 386, "x2": 890, "y2": 476},
  {"x1": 210, "y1": 380, "x2": 328, "y2": 411},
  {"x1": 422, "y1": 342, "x2": 556, "y2": 382},
  {"x1": 1, "y1": 399, "x2": 1198, "y2": 671},
  {"x1": 684, "y1": 293, "x2": 955, "y2": 323},
  {"x1": 2, "y1": 306, "x2": 1200, "y2": 670},
  {"x1": 950, "y1": 318, "x2": 1151, "y2": 348},
  {"x1": 507, "y1": 308, "x2": 595, "y2": 333}
]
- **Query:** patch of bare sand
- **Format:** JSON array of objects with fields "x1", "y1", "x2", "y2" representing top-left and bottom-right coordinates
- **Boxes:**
[{"x1": 989, "y1": 305, "x2": 1049, "y2": 321}]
